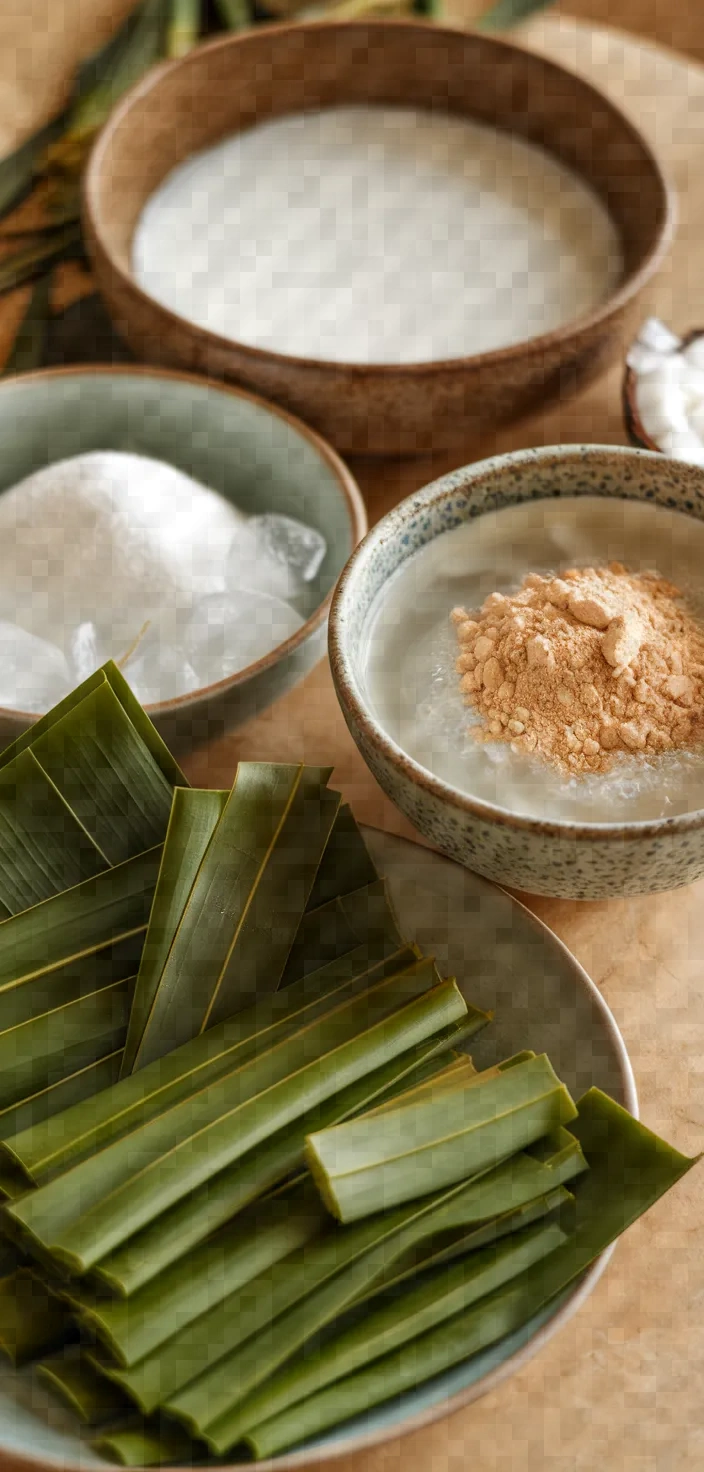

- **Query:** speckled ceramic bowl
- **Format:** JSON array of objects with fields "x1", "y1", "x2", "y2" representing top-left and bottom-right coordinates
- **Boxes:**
[
  {"x1": 330, "y1": 444, "x2": 704, "y2": 900},
  {"x1": 0, "y1": 366, "x2": 365, "y2": 757}
]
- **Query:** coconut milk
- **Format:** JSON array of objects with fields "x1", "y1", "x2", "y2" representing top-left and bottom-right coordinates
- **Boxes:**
[{"x1": 133, "y1": 106, "x2": 622, "y2": 366}]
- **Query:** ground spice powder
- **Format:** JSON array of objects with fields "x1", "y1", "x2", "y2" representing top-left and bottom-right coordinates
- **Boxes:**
[{"x1": 452, "y1": 564, "x2": 704, "y2": 774}]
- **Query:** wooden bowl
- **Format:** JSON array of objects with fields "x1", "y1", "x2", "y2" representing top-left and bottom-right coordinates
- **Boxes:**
[{"x1": 84, "y1": 19, "x2": 674, "y2": 457}]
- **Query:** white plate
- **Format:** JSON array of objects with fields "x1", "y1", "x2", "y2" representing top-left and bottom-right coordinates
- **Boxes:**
[{"x1": 0, "y1": 828, "x2": 636, "y2": 1472}]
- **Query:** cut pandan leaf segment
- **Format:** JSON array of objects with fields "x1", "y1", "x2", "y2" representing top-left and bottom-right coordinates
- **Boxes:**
[
  {"x1": 126, "y1": 765, "x2": 342, "y2": 1069},
  {"x1": 0, "y1": 943, "x2": 423, "y2": 1192},
  {"x1": 92, "y1": 1026, "x2": 475, "y2": 1299},
  {"x1": 6, "y1": 976, "x2": 468, "y2": 1273},
  {"x1": 204, "y1": 1217, "x2": 569, "y2": 1452},
  {"x1": 224, "y1": 1089, "x2": 700, "y2": 1461},
  {"x1": 306, "y1": 1053, "x2": 577, "y2": 1222},
  {"x1": 0, "y1": 1269, "x2": 73, "y2": 1367}
]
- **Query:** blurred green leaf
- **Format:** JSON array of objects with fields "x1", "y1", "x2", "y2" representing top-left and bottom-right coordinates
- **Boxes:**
[
  {"x1": 1, "y1": 274, "x2": 52, "y2": 376},
  {"x1": 477, "y1": 0, "x2": 556, "y2": 30}
]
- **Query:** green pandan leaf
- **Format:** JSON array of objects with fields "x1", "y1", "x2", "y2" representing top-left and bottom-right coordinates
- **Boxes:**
[
  {"x1": 121, "y1": 788, "x2": 228, "y2": 1075},
  {"x1": 5, "y1": 976, "x2": 467, "y2": 1274},
  {"x1": 306, "y1": 1053, "x2": 577, "y2": 1221},
  {"x1": 238, "y1": 1089, "x2": 699, "y2": 1460},
  {"x1": 130, "y1": 765, "x2": 341, "y2": 1066}
]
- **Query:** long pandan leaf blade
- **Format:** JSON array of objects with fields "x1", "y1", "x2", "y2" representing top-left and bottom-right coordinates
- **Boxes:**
[
  {"x1": 131, "y1": 765, "x2": 340, "y2": 1067},
  {"x1": 92, "y1": 1023, "x2": 472, "y2": 1300},
  {"x1": 0, "y1": 846, "x2": 161, "y2": 1000},
  {"x1": 234, "y1": 1089, "x2": 699, "y2": 1460},
  {"x1": 29, "y1": 682, "x2": 177, "y2": 865},
  {"x1": 166, "y1": 0, "x2": 202, "y2": 57},
  {"x1": 0, "y1": 224, "x2": 83, "y2": 296},
  {"x1": 0, "y1": 1269, "x2": 73, "y2": 1367},
  {"x1": 2, "y1": 273, "x2": 52, "y2": 377},
  {"x1": 0, "y1": 749, "x2": 109, "y2": 916},
  {"x1": 305, "y1": 805, "x2": 377, "y2": 912},
  {"x1": 0, "y1": 945, "x2": 422, "y2": 1193},
  {"x1": 0, "y1": 1051, "x2": 123, "y2": 1150},
  {"x1": 207, "y1": 1218, "x2": 570, "y2": 1451},
  {"x1": 282, "y1": 878, "x2": 402, "y2": 985},
  {"x1": 0, "y1": 114, "x2": 66, "y2": 219},
  {"x1": 0, "y1": 664, "x2": 185, "y2": 788},
  {"x1": 477, "y1": 0, "x2": 557, "y2": 31},
  {"x1": 156, "y1": 1144, "x2": 579, "y2": 1437},
  {"x1": 39, "y1": 1348, "x2": 134, "y2": 1425},
  {"x1": 0, "y1": 931, "x2": 143, "y2": 1035},
  {"x1": 5, "y1": 977, "x2": 467, "y2": 1273},
  {"x1": 74, "y1": 1185, "x2": 327, "y2": 1369},
  {"x1": 121, "y1": 788, "x2": 228, "y2": 1076},
  {"x1": 305, "y1": 1053, "x2": 578, "y2": 1222},
  {"x1": 0, "y1": 979, "x2": 131, "y2": 1114},
  {"x1": 65, "y1": 0, "x2": 171, "y2": 141}
]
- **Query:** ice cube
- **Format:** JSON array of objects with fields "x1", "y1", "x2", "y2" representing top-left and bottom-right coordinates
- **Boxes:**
[
  {"x1": 184, "y1": 590, "x2": 304, "y2": 682},
  {"x1": 0, "y1": 622, "x2": 70, "y2": 713},
  {"x1": 69, "y1": 622, "x2": 108, "y2": 683},
  {"x1": 226, "y1": 515, "x2": 326, "y2": 605},
  {"x1": 121, "y1": 624, "x2": 201, "y2": 706}
]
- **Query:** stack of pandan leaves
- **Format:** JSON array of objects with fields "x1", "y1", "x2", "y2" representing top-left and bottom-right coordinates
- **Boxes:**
[{"x1": 0, "y1": 665, "x2": 697, "y2": 1466}]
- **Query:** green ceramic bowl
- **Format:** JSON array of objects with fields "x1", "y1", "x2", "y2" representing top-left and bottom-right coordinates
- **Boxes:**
[{"x1": 0, "y1": 366, "x2": 365, "y2": 754}]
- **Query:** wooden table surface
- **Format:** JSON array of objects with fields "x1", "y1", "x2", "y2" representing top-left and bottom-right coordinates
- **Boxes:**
[{"x1": 1, "y1": 5, "x2": 703, "y2": 1470}]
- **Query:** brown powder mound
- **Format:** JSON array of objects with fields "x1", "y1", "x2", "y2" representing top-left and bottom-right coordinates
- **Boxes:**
[{"x1": 451, "y1": 563, "x2": 704, "y2": 775}]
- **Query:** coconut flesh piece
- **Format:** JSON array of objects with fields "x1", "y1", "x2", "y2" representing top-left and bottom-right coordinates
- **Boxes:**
[{"x1": 626, "y1": 318, "x2": 704, "y2": 466}]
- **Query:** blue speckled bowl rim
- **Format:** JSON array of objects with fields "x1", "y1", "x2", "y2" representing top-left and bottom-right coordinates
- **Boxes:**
[
  {"x1": 0, "y1": 826, "x2": 638, "y2": 1472},
  {"x1": 330, "y1": 443, "x2": 704, "y2": 841},
  {"x1": 0, "y1": 363, "x2": 366, "y2": 724}
]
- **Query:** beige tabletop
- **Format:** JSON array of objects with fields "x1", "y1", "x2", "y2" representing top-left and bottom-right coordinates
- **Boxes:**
[{"x1": 1, "y1": 6, "x2": 703, "y2": 1470}]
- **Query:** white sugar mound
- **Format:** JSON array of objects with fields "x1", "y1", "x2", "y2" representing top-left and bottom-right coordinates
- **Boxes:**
[
  {"x1": 0, "y1": 451, "x2": 247, "y2": 646},
  {"x1": 0, "y1": 452, "x2": 325, "y2": 709}
]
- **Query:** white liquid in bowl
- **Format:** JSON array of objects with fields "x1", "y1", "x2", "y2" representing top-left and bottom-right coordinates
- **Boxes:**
[
  {"x1": 362, "y1": 496, "x2": 704, "y2": 823},
  {"x1": 133, "y1": 105, "x2": 622, "y2": 366}
]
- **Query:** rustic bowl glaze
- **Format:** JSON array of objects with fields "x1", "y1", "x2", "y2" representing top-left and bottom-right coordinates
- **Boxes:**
[
  {"x1": 330, "y1": 444, "x2": 704, "y2": 900},
  {"x1": 83, "y1": 19, "x2": 674, "y2": 456},
  {"x1": 0, "y1": 366, "x2": 365, "y2": 756}
]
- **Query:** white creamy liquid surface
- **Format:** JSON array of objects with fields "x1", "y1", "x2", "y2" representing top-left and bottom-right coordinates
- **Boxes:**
[
  {"x1": 133, "y1": 106, "x2": 622, "y2": 366},
  {"x1": 363, "y1": 496, "x2": 704, "y2": 823}
]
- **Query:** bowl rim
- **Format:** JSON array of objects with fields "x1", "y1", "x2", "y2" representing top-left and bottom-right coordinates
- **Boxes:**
[
  {"x1": 0, "y1": 827, "x2": 638, "y2": 1472},
  {"x1": 83, "y1": 16, "x2": 676, "y2": 379},
  {"x1": 0, "y1": 361, "x2": 366, "y2": 724},
  {"x1": 329, "y1": 441, "x2": 704, "y2": 842}
]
